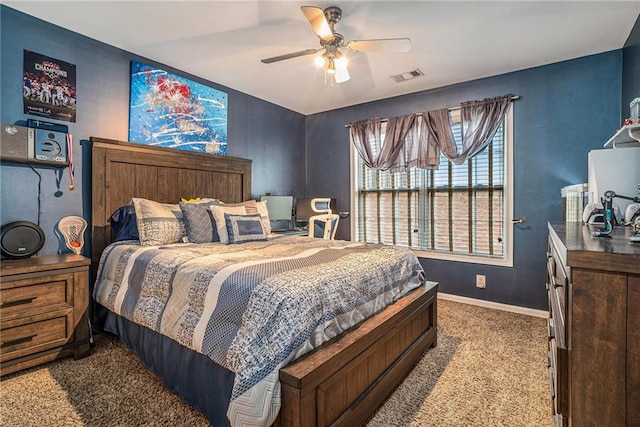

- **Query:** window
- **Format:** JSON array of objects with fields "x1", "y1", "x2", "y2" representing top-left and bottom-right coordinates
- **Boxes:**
[{"x1": 350, "y1": 107, "x2": 513, "y2": 266}]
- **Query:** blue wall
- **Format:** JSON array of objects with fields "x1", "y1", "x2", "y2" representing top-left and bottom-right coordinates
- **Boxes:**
[
  {"x1": 307, "y1": 52, "x2": 622, "y2": 310},
  {"x1": 0, "y1": 6, "x2": 630, "y2": 310},
  {"x1": 623, "y1": 14, "x2": 640, "y2": 117},
  {"x1": 0, "y1": 6, "x2": 306, "y2": 256}
]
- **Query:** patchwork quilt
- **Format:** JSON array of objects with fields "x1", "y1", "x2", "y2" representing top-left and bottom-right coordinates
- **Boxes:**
[{"x1": 94, "y1": 235, "x2": 425, "y2": 426}]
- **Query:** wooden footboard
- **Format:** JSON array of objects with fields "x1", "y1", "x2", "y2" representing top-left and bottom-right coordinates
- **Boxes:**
[{"x1": 275, "y1": 282, "x2": 438, "y2": 427}]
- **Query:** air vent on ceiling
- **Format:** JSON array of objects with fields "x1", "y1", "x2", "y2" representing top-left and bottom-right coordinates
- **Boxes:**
[{"x1": 390, "y1": 68, "x2": 424, "y2": 83}]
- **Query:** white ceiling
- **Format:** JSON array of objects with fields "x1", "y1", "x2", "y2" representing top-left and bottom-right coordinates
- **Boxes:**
[{"x1": 5, "y1": 1, "x2": 640, "y2": 115}]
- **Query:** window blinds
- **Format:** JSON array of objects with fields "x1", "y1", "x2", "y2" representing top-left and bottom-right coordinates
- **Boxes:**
[{"x1": 356, "y1": 119, "x2": 505, "y2": 257}]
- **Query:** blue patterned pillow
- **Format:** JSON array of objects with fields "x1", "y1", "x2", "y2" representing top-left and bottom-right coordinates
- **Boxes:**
[
  {"x1": 179, "y1": 199, "x2": 222, "y2": 243},
  {"x1": 225, "y1": 213, "x2": 267, "y2": 244}
]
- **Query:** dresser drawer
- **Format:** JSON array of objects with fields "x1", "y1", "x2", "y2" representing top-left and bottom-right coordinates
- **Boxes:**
[
  {"x1": 547, "y1": 240, "x2": 568, "y2": 350},
  {"x1": 548, "y1": 338, "x2": 558, "y2": 403},
  {"x1": 0, "y1": 276, "x2": 70, "y2": 318},
  {"x1": 548, "y1": 337, "x2": 569, "y2": 418},
  {"x1": 547, "y1": 248, "x2": 568, "y2": 312},
  {"x1": 0, "y1": 314, "x2": 69, "y2": 362},
  {"x1": 547, "y1": 317, "x2": 554, "y2": 340},
  {"x1": 549, "y1": 285, "x2": 566, "y2": 349}
]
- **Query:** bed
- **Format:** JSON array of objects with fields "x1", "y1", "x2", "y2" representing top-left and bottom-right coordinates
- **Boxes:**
[{"x1": 90, "y1": 137, "x2": 438, "y2": 427}]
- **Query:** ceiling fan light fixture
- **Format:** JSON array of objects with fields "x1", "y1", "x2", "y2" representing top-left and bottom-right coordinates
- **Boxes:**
[
  {"x1": 320, "y1": 54, "x2": 349, "y2": 85},
  {"x1": 334, "y1": 55, "x2": 350, "y2": 83},
  {"x1": 334, "y1": 68, "x2": 350, "y2": 84},
  {"x1": 326, "y1": 58, "x2": 336, "y2": 75}
]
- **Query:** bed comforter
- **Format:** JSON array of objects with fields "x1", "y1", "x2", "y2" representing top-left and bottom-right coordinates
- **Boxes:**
[{"x1": 94, "y1": 235, "x2": 425, "y2": 426}]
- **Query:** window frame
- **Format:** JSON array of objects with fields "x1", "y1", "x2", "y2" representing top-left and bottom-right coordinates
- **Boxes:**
[{"x1": 349, "y1": 104, "x2": 514, "y2": 267}]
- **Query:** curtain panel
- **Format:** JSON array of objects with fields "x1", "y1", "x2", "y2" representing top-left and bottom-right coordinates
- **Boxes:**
[
  {"x1": 349, "y1": 115, "x2": 417, "y2": 172},
  {"x1": 350, "y1": 118, "x2": 381, "y2": 169},
  {"x1": 421, "y1": 108, "x2": 457, "y2": 170},
  {"x1": 455, "y1": 94, "x2": 513, "y2": 164},
  {"x1": 350, "y1": 94, "x2": 514, "y2": 171}
]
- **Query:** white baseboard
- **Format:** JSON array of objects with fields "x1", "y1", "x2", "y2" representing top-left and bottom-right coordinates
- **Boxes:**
[{"x1": 437, "y1": 292, "x2": 548, "y2": 318}]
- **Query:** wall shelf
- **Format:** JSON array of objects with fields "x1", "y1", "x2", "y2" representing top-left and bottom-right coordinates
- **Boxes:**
[{"x1": 603, "y1": 124, "x2": 640, "y2": 148}]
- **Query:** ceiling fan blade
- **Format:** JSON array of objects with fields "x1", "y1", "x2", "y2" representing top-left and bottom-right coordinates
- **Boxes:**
[
  {"x1": 261, "y1": 48, "x2": 321, "y2": 64},
  {"x1": 346, "y1": 38, "x2": 412, "y2": 53},
  {"x1": 301, "y1": 6, "x2": 334, "y2": 41}
]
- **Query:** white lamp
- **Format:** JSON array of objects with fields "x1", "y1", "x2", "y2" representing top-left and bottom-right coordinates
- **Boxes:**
[{"x1": 316, "y1": 52, "x2": 350, "y2": 85}]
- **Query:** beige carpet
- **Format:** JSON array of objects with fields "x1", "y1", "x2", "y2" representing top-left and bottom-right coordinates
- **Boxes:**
[{"x1": 0, "y1": 299, "x2": 551, "y2": 427}]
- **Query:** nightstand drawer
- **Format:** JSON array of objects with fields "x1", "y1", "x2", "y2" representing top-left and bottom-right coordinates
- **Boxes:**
[
  {"x1": 1, "y1": 315, "x2": 69, "y2": 362},
  {"x1": 1, "y1": 276, "x2": 69, "y2": 318}
]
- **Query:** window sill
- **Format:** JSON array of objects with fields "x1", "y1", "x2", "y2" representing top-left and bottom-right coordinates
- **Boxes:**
[{"x1": 412, "y1": 249, "x2": 513, "y2": 267}]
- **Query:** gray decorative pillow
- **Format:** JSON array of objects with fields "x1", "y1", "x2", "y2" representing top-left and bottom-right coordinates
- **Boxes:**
[
  {"x1": 132, "y1": 198, "x2": 186, "y2": 246},
  {"x1": 225, "y1": 213, "x2": 267, "y2": 244},
  {"x1": 179, "y1": 200, "x2": 222, "y2": 243}
]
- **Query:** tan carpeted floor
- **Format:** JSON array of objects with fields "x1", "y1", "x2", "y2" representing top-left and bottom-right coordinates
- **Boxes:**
[{"x1": 0, "y1": 299, "x2": 551, "y2": 427}]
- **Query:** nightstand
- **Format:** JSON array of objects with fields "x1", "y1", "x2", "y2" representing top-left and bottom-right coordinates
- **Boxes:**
[{"x1": 0, "y1": 253, "x2": 91, "y2": 376}]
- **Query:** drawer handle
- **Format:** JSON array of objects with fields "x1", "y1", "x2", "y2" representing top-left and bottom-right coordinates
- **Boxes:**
[
  {"x1": 547, "y1": 319, "x2": 555, "y2": 338},
  {"x1": 1, "y1": 296, "x2": 37, "y2": 309},
  {"x1": 546, "y1": 262, "x2": 555, "y2": 281},
  {"x1": 1, "y1": 333, "x2": 37, "y2": 348}
]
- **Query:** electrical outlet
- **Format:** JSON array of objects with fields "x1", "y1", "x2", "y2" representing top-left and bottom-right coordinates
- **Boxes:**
[{"x1": 476, "y1": 274, "x2": 486, "y2": 288}]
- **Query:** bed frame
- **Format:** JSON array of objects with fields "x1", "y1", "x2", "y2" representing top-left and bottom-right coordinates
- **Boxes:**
[{"x1": 90, "y1": 137, "x2": 438, "y2": 427}]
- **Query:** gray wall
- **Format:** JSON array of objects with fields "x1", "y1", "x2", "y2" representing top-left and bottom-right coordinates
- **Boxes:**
[
  {"x1": 623, "y1": 14, "x2": 640, "y2": 117},
  {"x1": 0, "y1": 6, "x2": 306, "y2": 256},
  {"x1": 306, "y1": 51, "x2": 622, "y2": 310}
]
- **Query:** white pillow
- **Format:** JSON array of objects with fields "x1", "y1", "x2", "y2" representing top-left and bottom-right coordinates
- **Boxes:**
[
  {"x1": 218, "y1": 200, "x2": 271, "y2": 235},
  {"x1": 210, "y1": 205, "x2": 247, "y2": 244}
]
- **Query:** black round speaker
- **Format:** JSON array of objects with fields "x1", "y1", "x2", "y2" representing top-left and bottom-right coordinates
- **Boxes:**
[{"x1": 1, "y1": 221, "x2": 45, "y2": 259}]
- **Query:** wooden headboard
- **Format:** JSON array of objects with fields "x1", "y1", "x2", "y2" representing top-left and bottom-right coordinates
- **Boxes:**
[{"x1": 90, "y1": 137, "x2": 252, "y2": 267}]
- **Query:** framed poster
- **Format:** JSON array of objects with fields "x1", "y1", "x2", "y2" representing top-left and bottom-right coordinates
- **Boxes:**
[
  {"x1": 129, "y1": 61, "x2": 228, "y2": 155},
  {"x1": 23, "y1": 50, "x2": 77, "y2": 122}
]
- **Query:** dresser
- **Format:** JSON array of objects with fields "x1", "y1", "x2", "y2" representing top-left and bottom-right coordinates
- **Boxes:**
[
  {"x1": 0, "y1": 254, "x2": 91, "y2": 376},
  {"x1": 546, "y1": 223, "x2": 640, "y2": 427}
]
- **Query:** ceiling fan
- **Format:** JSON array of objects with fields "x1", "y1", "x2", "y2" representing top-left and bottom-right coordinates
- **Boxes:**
[{"x1": 261, "y1": 5, "x2": 411, "y2": 84}]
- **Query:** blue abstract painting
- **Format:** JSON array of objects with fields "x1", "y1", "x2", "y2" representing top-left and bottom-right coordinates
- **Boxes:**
[{"x1": 129, "y1": 61, "x2": 228, "y2": 155}]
